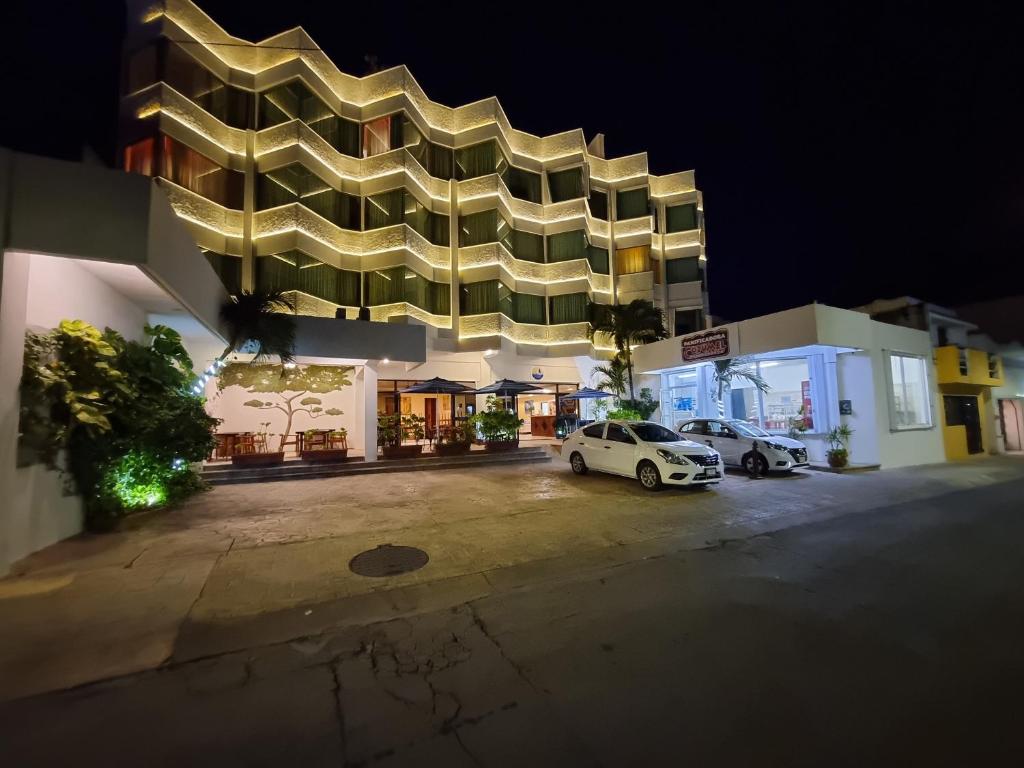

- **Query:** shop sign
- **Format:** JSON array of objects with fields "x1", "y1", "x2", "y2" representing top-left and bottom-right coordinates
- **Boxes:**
[
  {"x1": 839, "y1": 399, "x2": 853, "y2": 415},
  {"x1": 531, "y1": 367, "x2": 544, "y2": 381},
  {"x1": 681, "y1": 329, "x2": 729, "y2": 362}
]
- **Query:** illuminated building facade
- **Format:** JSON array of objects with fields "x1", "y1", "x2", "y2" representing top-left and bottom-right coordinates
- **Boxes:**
[{"x1": 119, "y1": 0, "x2": 708, "y2": 353}]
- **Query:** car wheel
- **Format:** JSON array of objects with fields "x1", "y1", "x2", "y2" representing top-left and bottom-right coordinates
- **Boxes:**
[
  {"x1": 742, "y1": 453, "x2": 770, "y2": 476},
  {"x1": 637, "y1": 460, "x2": 663, "y2": 491},
  {"x1": 569, "y1": 452, "x2": 588, "y2": 475}
]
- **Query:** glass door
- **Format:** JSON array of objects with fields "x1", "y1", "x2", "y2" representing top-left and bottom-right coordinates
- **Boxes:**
[{"x1": 663, "y1": 368, "x2": 698, "y2": 429}]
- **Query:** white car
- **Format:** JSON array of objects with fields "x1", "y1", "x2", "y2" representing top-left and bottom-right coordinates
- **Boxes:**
[
  {"x1": 676, "y1": 418, "x2": 809, "y2": 474},
  {"x1": 563, "y1": 420, "x2": 724, "y2": 490}
]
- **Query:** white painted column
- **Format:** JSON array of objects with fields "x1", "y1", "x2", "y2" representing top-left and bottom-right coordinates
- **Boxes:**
[{"x1": 361, "y1": 364, "x2": 378, "y2": 462}]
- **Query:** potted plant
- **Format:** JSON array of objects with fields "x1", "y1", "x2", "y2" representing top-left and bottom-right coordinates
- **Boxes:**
[
  {"x1": 379, "y1": 413, "x2": 426, "y2": 459},
  {"x1": 435, "y1": 420, "x2": 475, "y2": 457},
  {"x1": 471, "y1": 400, "x2": 523, "y2": 452},
  {"x1": 301, "y1": 426, "x2": 349, "y2": 462},
  {"x1": 826, "y1": 424, "x2": 854, "y2": 468}
]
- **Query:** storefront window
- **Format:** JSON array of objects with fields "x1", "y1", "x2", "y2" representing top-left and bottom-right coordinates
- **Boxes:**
[
  {"x1": 888, "y1": 353, "x2": 932, "y2": 429},
  {"x1": 664, "y1": 368, "x2": 699, "y2": 427},
  {"x1": 730, "y1": 358, "x2": 813, "y2": 433}
]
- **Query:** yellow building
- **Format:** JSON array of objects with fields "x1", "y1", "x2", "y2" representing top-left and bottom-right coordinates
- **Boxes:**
[
  {"x1": 934, "y1": 346, "x2": 1004, "y2": 459},
  {"x1": 857, "y1": 297, "x2": 1005, "y2": 460}
]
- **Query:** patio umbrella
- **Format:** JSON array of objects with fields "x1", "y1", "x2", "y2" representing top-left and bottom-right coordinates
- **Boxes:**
[
  {"x1": 399, "y1": 377, "x2": 473, "y2": 426},
  {"x1": 470, "y1": 379, "x2": 543, "y2": 423},
  {"x1": 555, "y1": 387, "x2": 615, "y2": 425}
]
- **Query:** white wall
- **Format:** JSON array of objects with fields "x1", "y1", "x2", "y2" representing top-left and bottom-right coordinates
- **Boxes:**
[
  {"x1": 204, "y1": 367, "x2": 359, "y2": 453},
  {"x1": 836, "y1": 351, "x2": 881, "y2": 465},
  {"x1": 24, "y1": 254, "x2": 147, "y2": 340}
]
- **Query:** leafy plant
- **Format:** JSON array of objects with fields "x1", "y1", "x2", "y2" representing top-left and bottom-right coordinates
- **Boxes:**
[
  {"x1": 592, "y1": 354, "x2": 628, "y2": 398},
  {"x1": 826, "y1": 424, "x2": 854, "y2": 467},
  {"x1": 20, "y1": 321, "x2": 218, "y2": 530},
  {"x1": 437, "y1": 420, "x2": 475, "y2": 445},
  {"x1": 377, "y1": 413, "x2": 403, "y2": 447},
  {"x1": 470, "y1": 399, "x2": 523, "y2": 442},
  {"x1": 218, "y1": 289, "x2": 297, "y2": 363},
  {"x1": 711, "y1": 358, "x2": 769, "y2": 418},
  {"x1": 219, "y1": 363, "x2": 352, "y2": 450},
  {"x1": 402, "y1": 414, "x2": 426, "y2": 444},
  {"x1": 607, "y1": 406, "x2": 643, "y2": 421},
  {"x1": 588, "y1": 299, "x2": 668, "y2": 400},
  {"x1": 617, "y1": 388, "x2": 659, "y2": 420}
]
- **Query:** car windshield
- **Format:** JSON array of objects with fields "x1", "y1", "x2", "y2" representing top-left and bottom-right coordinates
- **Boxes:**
[
  {"x1": 727, "y1": 420, "x2": 771, "y2": 438},
  {"x1": 628, "y1": 423, "x2": 683, "y2": 442}
]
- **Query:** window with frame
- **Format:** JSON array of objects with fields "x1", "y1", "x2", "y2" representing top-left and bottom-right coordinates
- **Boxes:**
[
  {"x1": 502, "y1": 166, "x2": 542, "y2": 203},
  {"x1": 361, "y1": 115, "x2": 401, "y2": 158},
  {"x1": 588, "y1": 188, "x2": 608, "y2": 219},
  {"x1": 673, "y1": 308, "x2": 704, "y2": 337},
  {"x1": 582, "y1": 423, "x2": 606, "y2": 438},
  {"x1": 665, "y1": 257, "x2": 701, "y2": 284},
  {"x1": 666, "y1": 203, "x2": 699, "y2": 233},
  {"x1": 888, "y1": 353, "x2": 932, "y2": 429},
  {"x1": 159, "y1": 135, "x2": 244, "y2": 208},
  {"x1": 731, "y1": 358, "x2": 814, "y2": 433},
  {"x1": 548, "y1": 167, "x2": 585, "y2": 203},
  {"x1": 616, "y1": 187, "x2": 650, "y2": 220}
]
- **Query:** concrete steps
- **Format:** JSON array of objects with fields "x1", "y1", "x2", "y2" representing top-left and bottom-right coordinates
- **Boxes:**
[{"x1": 202, "y1": 446, "x2": 553, "y2": 485}]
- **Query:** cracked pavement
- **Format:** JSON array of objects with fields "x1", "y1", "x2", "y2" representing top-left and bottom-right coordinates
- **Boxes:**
[{"x1": 2, "y1": 457, "x2": 1024, "y2": 765}]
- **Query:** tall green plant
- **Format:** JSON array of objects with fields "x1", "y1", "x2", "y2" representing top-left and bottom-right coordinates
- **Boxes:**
[
  {"x1": 593, "y1": 354, "x2": 628, "y2": 398},
  {"x1": 711, "y1": 358, "x2": 769, "y2": 418},
  {"x1": 588, "y1": 299, "x2": 668, "y2": 400},
  {"x1": 470, "y1": 398, "x2": 523, "y2": 442},
  {"x1": 20, "y1": 321, "x2": 217, "y2": 529},
  {"x1": 218, "y1": 289, "x2": 297, "y2": 363}
]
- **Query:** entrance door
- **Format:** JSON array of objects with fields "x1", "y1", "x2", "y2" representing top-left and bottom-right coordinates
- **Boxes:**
[
  {"x1": 1001, "y1": 399, "x2": 1023, "y2": 452},
  {"x1": 944, "y1": 396, "x2": 983, "y2": 455},
  {"x1": 424, "y1": 398, "x2": 437, "y2": 437}
]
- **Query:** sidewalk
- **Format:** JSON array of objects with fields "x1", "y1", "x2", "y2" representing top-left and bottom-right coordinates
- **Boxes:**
[{"x1": 1, "y1": 454, "x2": 1022, "y2": 701}]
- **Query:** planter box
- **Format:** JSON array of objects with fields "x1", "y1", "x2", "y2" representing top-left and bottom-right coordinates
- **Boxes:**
[
  {"x1": 484, "y1": 439, "x2": 519, "y2": 453},
  {"x1": 231, "y1": 451, "x2": 285, "y2": 467},
  {"x1": 435, "y1": 442, "x2": 472, "y2": 457},
  {"x1": 826, "y1": 451, "x2": 848, "y2": 468},
  {"x1": 381, "y1": 445, "x2": 424, "y2": 460},
  {"x1": 300, "y1": 448, "x2": 349, "y2": 462}
]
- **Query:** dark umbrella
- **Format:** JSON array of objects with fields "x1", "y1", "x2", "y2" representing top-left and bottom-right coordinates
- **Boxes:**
[
  {"x1": 399, "y1": 377, "x2": 473, "y2": 427},
  {"x1": 470, "y1": 379, "x2": 543, "y2": 429},
  {"x1": 555, "y1": 387, "x2": 615, "y2": 429}
]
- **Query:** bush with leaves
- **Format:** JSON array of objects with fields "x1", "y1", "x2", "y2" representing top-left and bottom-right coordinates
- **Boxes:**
[
  {"x1": 470, "y1": 398, "x2": 523, "y2": 442},
  {"x1": 615, "y1": 388, "x2": 660, "y2": 420},
  {"x1": 20, "y1": 321, "x2": 218, "y2": 530}
]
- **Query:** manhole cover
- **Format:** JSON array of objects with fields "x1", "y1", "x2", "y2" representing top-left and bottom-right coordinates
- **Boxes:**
[{"x1": 349, "y1": 544, "x2": 429, "y2": 577}]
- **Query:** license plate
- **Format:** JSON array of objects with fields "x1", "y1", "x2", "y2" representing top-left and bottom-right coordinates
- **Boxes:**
[{"x1": 705, "y1": 468, "x2": 719, "y2": 478}]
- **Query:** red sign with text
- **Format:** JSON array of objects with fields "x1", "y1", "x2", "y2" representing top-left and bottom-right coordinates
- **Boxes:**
[{"x1": 681, "y1": 329, "x2": 729, "y2": 362}]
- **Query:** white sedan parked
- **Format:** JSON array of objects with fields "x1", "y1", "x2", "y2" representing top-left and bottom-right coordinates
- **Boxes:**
[
  {"x1": 676, "y1": 418, "x2": 809, "y2": 474},
  {"x1": 563, "y1": 420, "x2": 724, "y2": 490}
]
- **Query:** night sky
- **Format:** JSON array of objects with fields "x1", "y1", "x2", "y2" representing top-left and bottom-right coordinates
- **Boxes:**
[{"x1": 4, "y1": 1, "x2": 1022, "y2": 322}]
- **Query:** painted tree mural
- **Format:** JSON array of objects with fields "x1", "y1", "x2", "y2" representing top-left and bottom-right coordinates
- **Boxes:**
[{"x1": 217, "y1": 363, "x2": 354, "y2": 450}]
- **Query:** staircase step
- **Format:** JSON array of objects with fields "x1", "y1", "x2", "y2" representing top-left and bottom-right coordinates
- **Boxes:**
[{"x1": 203, "y1": 447, "x2": 554, "y2": 486}]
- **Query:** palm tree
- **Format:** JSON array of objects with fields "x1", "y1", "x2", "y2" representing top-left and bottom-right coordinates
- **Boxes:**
[
  {"x1": 588, "y1": 299, "x2": 668, "y2": 400},
  {"x1": 592, "y1": 355, "x2": 628, "y2": 398},
  {"x1": 218, "y1": 289, "x2": 297, "y2": 364},
  {"x1": 193, "y1": 290, "x2": 297, "y2": 393},
  {"x1": 711, "y1": 358, "x2": 769, "y2": 418}
]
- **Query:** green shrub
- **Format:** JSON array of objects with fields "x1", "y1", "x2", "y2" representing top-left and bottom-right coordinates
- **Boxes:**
[
  {"x1": 20, "y1": 321, "x2": 217, "y2": 530},
  {"x1": 470, "y1": 398, "x2": 523, "y2": 442}
]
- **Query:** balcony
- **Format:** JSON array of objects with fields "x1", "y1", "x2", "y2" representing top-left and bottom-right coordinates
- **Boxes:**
[{"x1": 934, "y1": 346, "x2": 1004, "y2": 387}]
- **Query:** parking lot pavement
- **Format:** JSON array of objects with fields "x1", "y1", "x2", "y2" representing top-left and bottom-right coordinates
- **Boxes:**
[{"x1": 1, "y1": 454, "x2": 1023, "y2": 700}]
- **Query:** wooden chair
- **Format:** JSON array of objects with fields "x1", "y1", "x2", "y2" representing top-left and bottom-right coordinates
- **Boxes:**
[
  {"x1": 306, "y1": 431, "x2": 328, "y2": 450},
  {"x1": 280, "y1": 432, "x2": 303, "y2": 455},
  {"x1": 328, "y1": 433, "x2": 348, "y2": 450},
  {"x1": 234, "y1": 433, "x2": 256, "y2": 455},
  {"x1": 253, "y1": 433, "x2": 268, "y2": 453}
]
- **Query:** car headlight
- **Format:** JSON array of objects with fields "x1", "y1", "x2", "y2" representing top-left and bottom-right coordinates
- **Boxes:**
[
  {"x1": 656, "y1": 449, "x2": 689, "y2": 465},
  {"x1": 766, "y1": 442, "x2": 787, "y2": 452}
]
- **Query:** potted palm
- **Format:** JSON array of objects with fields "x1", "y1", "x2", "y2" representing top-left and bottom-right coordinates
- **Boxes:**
[
  {"x1": 435, "y1": 421, "x2": 475, "y2": 456},
  {"x1": 826, "y1": 424, "x2": 854, "y2": 468},
  {"x1": 471, "y1": 402, "x2": 523, "y2": 452},
  {"x1": 379, "y1": 413, "x2": 426, "y2": 459}
]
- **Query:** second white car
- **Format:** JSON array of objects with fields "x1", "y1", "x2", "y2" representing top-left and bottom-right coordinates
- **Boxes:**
[
  {"x1": 563, "y1": 420, "x2": 724, "y2": 490},
  {"x1": 677, "y1": 418, "x2": 809, "y2": 473}
]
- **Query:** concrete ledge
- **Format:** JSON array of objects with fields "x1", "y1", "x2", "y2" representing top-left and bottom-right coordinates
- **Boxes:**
[{"x1": 807, "y1": 462, "x2": 881, "y2": 474}]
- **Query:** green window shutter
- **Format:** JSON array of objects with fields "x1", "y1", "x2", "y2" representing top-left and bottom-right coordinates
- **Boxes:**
[
  {"x1": 513, "y1": 293, "x2": 545, "y2": 324},
  {"x1": 338, "y1": 269, "x2": 360, "y2": 306},
  {"x1": 204, "y1": 252, "x2": 242, "y2": 294},
  {"x1": 548, "y1": 167, "x2": 584, "y2": 203},
  {"x1": 389, "y1": 114, "x2": 404, "y2": 150},
  {"x1": 616, "y1": 187, "x2": 650, "y2": 220},
  {"x1": 666, "y1": 203, "x2": 698, "y2": 233},
  {"x1": 338, "y1": 118, "x2": 360, "y2": 157},
  {"x1": 429, "y1": 145, "x2": 454, "y2": 180},
  {"x1": 460, "y1": 280, "x2": 500, "y2": 315},
  {"x1": 511, "y1": 230, "x2": 544, "y2": 263},
  {"x1": 365, "y1": 189, "x2": 404, "y2": 229},
  {"x1": 546, "y1": 230, "x2": 587, "y2": 263},
  {"x1": 586, "y1": 245, "x2": 609, "y2": 274},
  {"x1": 455, "y1": 141, "x2": 497, "y2": 180},
  {"x1": 589, "y1": 189, "x2": 608, "y2": 219},
  {"x1": 497, "y1": 283, "x2": 513, "y2": 319},
  {"x1": 502, "y1": 166, "x2": 542, "y2": 202},
  {"x1": 459, "y1": 209, "x2": 498, "y2": 246},
  {"x1": 549, "y1": 293, "x2": 590, "y2": 324},
  {"x1": 665, "y1": 257, "x2": 702, "y2": 284},
  {"x1": 430, "y1": 282, "x2": 451, "y2": 315},
  {"x1": 364, "y1": 266, "x2": 405, "y2": 305}
]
